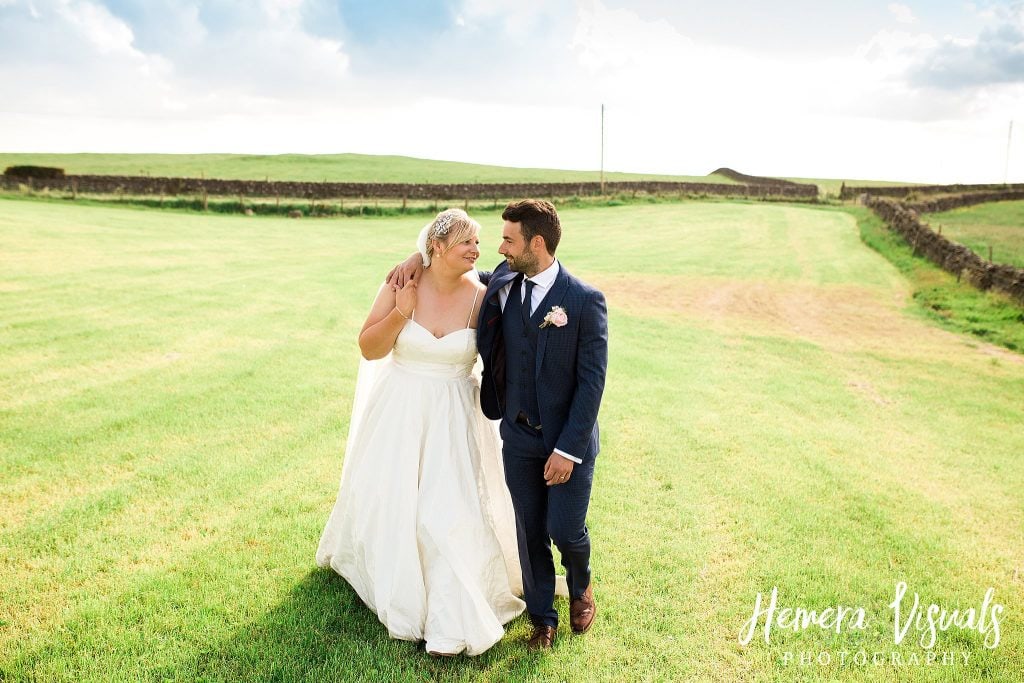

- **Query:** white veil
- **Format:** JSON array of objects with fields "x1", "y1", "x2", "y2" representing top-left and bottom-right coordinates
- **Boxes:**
[
  {"x1": 337, "y1": 285, "x2": 390, "y2": 483},
  {"x1": 343, "y1": 210, "x2": 432, "y2": 478}
]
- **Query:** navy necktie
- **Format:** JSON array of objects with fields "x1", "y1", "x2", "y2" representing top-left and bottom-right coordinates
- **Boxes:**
[{"x1": 522, "y1": 278, "x2": 535, "y2": 324}]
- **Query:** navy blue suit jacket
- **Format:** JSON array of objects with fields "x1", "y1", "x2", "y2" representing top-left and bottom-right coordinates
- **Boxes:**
[{"x1": 476, "y1": 261, "x2": 608, "y2": 463}]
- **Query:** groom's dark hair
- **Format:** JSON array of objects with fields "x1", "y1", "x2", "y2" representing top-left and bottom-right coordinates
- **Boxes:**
[{"x1": 502, "y1": 199, "x2": 561, "y2": 255}]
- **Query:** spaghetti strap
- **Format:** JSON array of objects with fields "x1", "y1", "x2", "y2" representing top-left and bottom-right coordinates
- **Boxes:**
[{"x1": 466, "y1": 288, "x2": 481, "y2": 328}]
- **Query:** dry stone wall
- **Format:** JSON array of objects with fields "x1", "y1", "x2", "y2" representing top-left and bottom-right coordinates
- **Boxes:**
[
  {"x1": 0, "y1": 173, "x2": 819, "y2": 200},
  {"x1": 865, "y1": 196, "x2": 1024, "y2": 303},
  {"x1": 900, "y1": 190, "x2": 1024, "y2": 214},
  {"x1": 841, "y1": 183, "x2": 1024, "y2": 200}
]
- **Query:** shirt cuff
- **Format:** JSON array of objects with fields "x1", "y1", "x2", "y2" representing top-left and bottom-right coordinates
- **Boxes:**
[{"x1": 554, "y1": 448, "x2": 582, "y2": 464}]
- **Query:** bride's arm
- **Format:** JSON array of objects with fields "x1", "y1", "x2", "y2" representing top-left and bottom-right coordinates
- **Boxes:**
[
  {"x1": 358, "y1": 280, "x2": 417, "y2": 360},
  {"x1": 386, "y1": 253, "x2": 492, "y2": 288}
]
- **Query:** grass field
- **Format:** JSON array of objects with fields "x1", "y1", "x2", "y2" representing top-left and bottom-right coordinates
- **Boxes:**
[
  {"x1": 924, "y1": 200, "x2": 1024, "y2": 269},
  {"x1": 1, "y1": 198, "x2": 1022, "y2": 681},
  {"x1": 0, "y1": 152, "x2": 737, "y2": 185}
]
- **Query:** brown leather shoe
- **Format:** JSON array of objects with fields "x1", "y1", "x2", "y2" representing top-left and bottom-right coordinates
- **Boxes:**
[
  {"x1": 570, "y1": 583, "x2": 596, "y2": 634},
  {"x1": 527, "y1": 624, "x2": 556, "y2": 650}
]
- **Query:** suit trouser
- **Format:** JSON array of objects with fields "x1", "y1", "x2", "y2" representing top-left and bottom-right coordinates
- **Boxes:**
[{"x1": 500, "y1": 420, "x2": 595, "y2": 628}]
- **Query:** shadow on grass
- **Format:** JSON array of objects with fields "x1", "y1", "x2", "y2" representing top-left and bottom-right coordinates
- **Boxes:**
[{"x1": 189, "y1": 568, "x2": 544, "y2": 682}]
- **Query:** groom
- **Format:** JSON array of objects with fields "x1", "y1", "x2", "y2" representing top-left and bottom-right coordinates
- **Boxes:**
[
  {"x1": 476, "y1": 199, "x2": 608, "y2": 650},
  {"x1": 389, "y1": 199, "x2": 608, "y2": 650}
]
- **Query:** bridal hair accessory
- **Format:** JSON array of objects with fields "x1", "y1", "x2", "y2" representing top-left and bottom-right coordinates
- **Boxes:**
[
  {"x1": 540, "y1": 306, "x2": 568, "y2": 328},
  {"x1": 416, "y1": 209, "x2": 460, "y2": 267}
]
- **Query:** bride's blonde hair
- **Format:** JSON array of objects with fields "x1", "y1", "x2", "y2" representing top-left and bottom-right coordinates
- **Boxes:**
[{"x1": 417, "y1": 209, "x2": 480, "y2": 265}]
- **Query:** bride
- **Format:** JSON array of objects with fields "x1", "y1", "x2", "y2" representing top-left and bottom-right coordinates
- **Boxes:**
[{"x1": 316, "y1": 208, "x2": 525, "y2": 656}]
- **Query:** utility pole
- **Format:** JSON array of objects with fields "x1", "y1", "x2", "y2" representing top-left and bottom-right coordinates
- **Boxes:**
[
  {"x1": 1005, "y1": 120, "x2": 1014, "y2": 185},
  {"x1": 600, "y1": 104, "x2": 605, "y2": 195}
]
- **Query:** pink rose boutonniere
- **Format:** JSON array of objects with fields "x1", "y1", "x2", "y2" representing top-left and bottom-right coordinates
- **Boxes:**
[{"x1": 540, "y1": 305, "x2": 568, "y2": 329}]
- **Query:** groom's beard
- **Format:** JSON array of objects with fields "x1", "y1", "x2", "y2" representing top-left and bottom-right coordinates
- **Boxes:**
[{"x1": 506, "y1": 248, "x2": 538, "y2": 274}]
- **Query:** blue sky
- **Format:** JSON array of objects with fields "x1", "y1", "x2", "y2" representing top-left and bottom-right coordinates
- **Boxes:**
[{"x1": 1, "y1": 0, "x2": 1022, "y2": 182}]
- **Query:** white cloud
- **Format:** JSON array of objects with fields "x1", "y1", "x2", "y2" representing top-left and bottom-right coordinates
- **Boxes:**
[
  {"x1": 0, "y1": 0, "x2": 351, "y2": 118},
  {"x1": 887, "y1": 3, "x2": 917, "y2": 25},
  {"x1": 261, "y1": 0, "x2": 304, "y2": 23},
  {"x1": 906, "y1": 4, "x2": 1024, "y2": 90},
  {"x1": 460, "y1": 0, "x2": 554, "y2": 29},
  {"x1": 54, "y1": 0, "x2": 136, "y2": 54},
  {"x1": 456, "y1": 0, "x2": 557, "y2": 35},
  {"x1": 571, "y1": 0, "x2": 694, "y2": 72}
]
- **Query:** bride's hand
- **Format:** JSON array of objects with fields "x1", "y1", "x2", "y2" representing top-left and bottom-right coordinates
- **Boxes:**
[
  {"x1": 386, "y1": 253, "x2": 424, "y2": 290},
  {"x1": 395, "y1": 279, "x2": 417, "y2": 318}
]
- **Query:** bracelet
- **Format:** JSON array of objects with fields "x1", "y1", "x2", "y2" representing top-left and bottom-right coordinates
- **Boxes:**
[{"x1": 395, "y1": 305, "x2": 411, "y2": 320}]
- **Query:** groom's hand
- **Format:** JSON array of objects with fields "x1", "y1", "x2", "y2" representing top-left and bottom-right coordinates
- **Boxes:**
[
  {"x1": 386, "y1": 253, "x2": 424, "y2": 290},
  {"x1": 544, "y1": 453, "x2": 574, "y2": 486}
]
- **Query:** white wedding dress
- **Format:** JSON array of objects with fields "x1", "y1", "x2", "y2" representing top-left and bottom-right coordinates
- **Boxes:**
[{"x1": 316, "y1": 297, "x2": 526, "y2": 656}]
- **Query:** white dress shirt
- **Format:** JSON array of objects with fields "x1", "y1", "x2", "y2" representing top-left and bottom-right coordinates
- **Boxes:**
[{"x1": 497, "y1": 260, "x2": 581, "y2": 465}]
